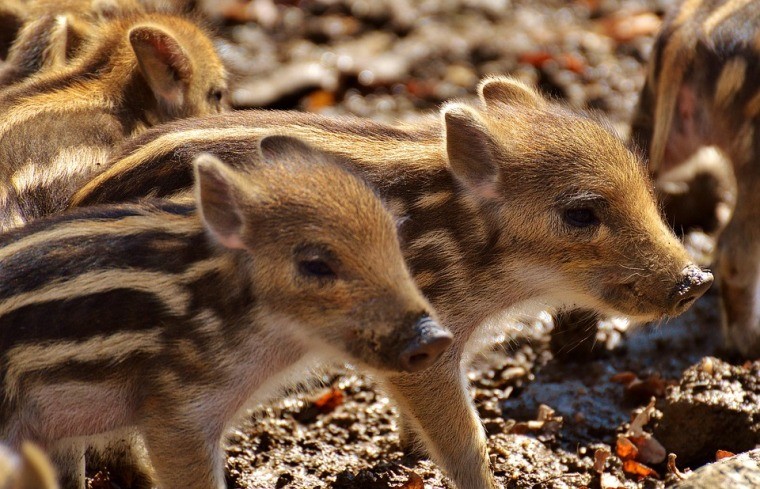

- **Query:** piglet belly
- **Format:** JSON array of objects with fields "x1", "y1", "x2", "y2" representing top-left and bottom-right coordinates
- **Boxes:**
[{"x1": 27, "y1": 382, "x2": 133, "y2": 440}]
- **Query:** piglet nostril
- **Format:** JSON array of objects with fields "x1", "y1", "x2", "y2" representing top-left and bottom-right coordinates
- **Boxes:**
[
  {"x1": 670, "y1": 264, "x2": 714, "y2": 313},
  {"x1": 399, "y1": 316, "x2": 453, "y2": 372}
]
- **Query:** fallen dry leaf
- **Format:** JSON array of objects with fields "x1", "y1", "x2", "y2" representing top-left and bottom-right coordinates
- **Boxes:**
[
  {"x1": 400, "y1": 472, "x2": 424, "y2": 489},
  {"x1": 625, "y1": 374, "x2": 669, "y2": 401},
  {"x1": 716, "y1": 449, "x2": 735, "y2": 460},
  {"x1": 598, "y1": 12, "x2": 662, "y2": 43},
  {"x1": 622, "y1": 459, "x2": 660, "y2": 479},
  {"x1": 594, "y1": 447, "x2": 610, "y2": 473},
  {"x1": 611, "y1": 371, "x2": 638, "y2": 384},
  {"x1": 628, "y1": 398, "x2": 656, "y2": 437},
  {"x1": 314, "y1": 387, "x2": 344, "y2": 413},
  {"x1": 616, "y1": 436, "x2": 638, "y2": 461},
  {"x1": 304, "y1": 90, "x2": 336, "y2": 112},
  {"x1": 630, "y1": 434, "x2": 666, "y2": 465}
]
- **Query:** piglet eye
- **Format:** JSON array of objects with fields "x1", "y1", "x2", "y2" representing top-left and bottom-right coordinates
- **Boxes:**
[
  {"x1": 563, "y1": 207, "x2": 599, "y2": 228},
  {"x1": 298, "y1": 259, "x2": 336, "y2": 279},
  {"x1": 209, "y1": 89, "x2": 223, "y2": 103}
]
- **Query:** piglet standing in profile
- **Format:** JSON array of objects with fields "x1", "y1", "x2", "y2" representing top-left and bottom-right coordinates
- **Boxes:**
[{"x1": 0, "y1": 136, "x2": 452, "y2": 489}]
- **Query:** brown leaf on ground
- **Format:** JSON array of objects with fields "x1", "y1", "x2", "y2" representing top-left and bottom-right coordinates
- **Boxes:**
[
  {"x1": 616, "y1": 436, "x2": 639, "y2": 461},
  {"x1": 622, "y1": 459, "x2": 660, "y2": 480},
  {"x1": 611, "y1": 371, "x2": 638, "y2": 384},
  {"x1": 597, "y1": 12, "x2": 662, "y2": 43},
  {"x1": 400, "y1": 472, "x2": 424, "y2": 489},
  {"x1": 305, "y1": 90, "x2": 336, "y2": 112},
  {"x1": 594, "y1": 447, "x2": 610, "y2": 473},
  {"x1": 716, "y1": 449, "x2": 735, "y2": 460},
  {"x1": 628, "y1": 398, "x2": 657, "y2": 437},
  {"x1": 625, "y1": 374, "x2": 669, "y2": 401},
  {"x1": 314, "y1": 387, "x2": 344, "y2": 414},
  {"x1": 630, "y1": 435, "x2": 666, "y2": 465}
]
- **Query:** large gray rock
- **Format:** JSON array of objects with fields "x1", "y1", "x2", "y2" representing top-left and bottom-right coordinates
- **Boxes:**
[{"x1": 674, "y1": 449, "x2": 760, "y2": 489}]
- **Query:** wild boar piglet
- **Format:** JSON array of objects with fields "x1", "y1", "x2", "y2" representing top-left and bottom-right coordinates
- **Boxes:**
[
  {"x1": 0, "y1": 0, "x2": 145, "y2": 88},
  {"x1": 0, "y1": 9, "x2": 227, "y2": 231},
  {"x1": 70, "y1": 76, "x2": 713, "y2": 489},
  {"x1": 630, "y1": 0, "x2": 760, "y2": 356},
  {"x1": 0, "y1": 136, "x2": 451, "y2": 489}
]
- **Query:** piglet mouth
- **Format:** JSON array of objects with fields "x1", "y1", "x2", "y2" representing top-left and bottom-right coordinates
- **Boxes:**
[{"x1": 600, "y1": 280, "x2": 672, "y2": 321}]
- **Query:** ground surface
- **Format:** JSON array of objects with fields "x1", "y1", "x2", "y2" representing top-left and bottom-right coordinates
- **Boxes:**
[{"x1": 91, "y1": 0, "x2": 757, "y2": 487}]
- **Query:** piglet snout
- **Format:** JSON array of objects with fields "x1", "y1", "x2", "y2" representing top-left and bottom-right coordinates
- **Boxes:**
[
  {"x1": 399, "y1": 316, "x2": 453, "y2": 372},
  {"x1": 669, "y1": 264, "x2": 714, "y2": 314}
]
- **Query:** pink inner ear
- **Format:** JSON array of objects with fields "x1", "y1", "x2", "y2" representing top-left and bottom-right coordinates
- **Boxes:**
[
  {"x1": 132, "y1": 27, "x2": 191, "y2": 81},
  {"x1": 678, "y1": 85, "x2": 696, "y2": 121},
  {"x1": 213, "y1": 231, "x2": 247, "y2": 250}
]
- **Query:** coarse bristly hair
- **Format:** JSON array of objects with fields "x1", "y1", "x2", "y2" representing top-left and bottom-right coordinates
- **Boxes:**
[
  {"x1": 0, "y1": 7, "x2": 228, "y2": 232},
  {"x1": 0, "y1": 137, "x2": 448, "y2": 489},
  {"x1": 68, "y1": 75, "x2": 711, "y2": 489}
]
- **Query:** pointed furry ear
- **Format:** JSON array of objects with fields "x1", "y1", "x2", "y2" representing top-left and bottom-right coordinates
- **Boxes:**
[
  {"x1": 257, "y1": 135, "x2": 326, "y2": 166},
  {"x1": 478, "y1": 76, "x2": 545, "y2": 109},
  {"x1": 193, "y1": 153, "x2": 248, "y2": 250},
  {"x1": 130, "y1": 25, "x2": 191, "y2": 110},
  {"x1": 443, "y1": 103, "x2": 500, "y2": 199}
]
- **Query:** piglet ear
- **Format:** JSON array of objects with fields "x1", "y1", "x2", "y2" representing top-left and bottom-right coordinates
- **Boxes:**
[
  {"x1": 129, "y1": 25, "x2": 191, "y2": 110},
  {"x1": 478, "y1": 76, "x2": 545, "y2": 109},
  {"x1": 193, "y1": 153, "x2": 247, "y2": 250},
  {"x1": 443, "y1": 103, "x2": 500, "y2": 200}
]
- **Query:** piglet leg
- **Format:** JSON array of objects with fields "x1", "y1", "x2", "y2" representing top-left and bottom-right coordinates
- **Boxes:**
[{"x1": 382, "y1": 349, "x2": 498, "y2": 489}]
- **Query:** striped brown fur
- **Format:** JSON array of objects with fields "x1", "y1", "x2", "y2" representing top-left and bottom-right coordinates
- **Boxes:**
[
  {"x1": 0, "y1": 137, "x2": 449, "y2": 489},
  {"x1": 630, "y1": 0, "x2": 760, "y2": 357},
  {"x1": 0, "y1": 0, "x2": 145, "y2": 88},
  {"x1": 0, "y1": 9, "x2": 226, "y2": 232},
  {"x1": 71, "y1": 76, "x2": 713, "y2": 488}
]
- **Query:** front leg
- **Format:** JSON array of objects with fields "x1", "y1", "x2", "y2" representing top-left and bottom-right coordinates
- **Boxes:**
[
  {"x1": 49, "y1": 440, "x2": 85, "y2": 489},
  {"x1": 382, "y1": 350, "x2": 498, "y2": 489},
  {"x1": 140, "y1": 414, "x2": 225, "y2": 489}
]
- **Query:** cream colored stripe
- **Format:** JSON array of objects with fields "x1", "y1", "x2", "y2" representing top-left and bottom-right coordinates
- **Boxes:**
[
  {"x1": 0, "y1": 214, "x2": 194, "y2": 262},
  {"x1": 414, "y1": 190, "x2": 453, "y2": 209},
  {"x1": 714, "y1": 57, "x2": 747, "y2": 108},
  {"x1": 673, "y1": 0, "x2": 705, "y2": 26},
  {"x1": 703, "y1": 0, "x2": 754, "y2": 35},
  {"x1": 4, "y1": 329, "x2": 163, "y2": 399},
  {"x1": 0, "y1": 91, "x2": 111, "y2": 140},
  {"x1": 650, "y1": 30, "x2": 696, "y2": 172},
  {"x1": 71, "y1": 126, "x2": 268, "y2": 205},
  {"x1": 180, "y1": 255, "x2": 231, "y2": 282},
  {"x1": 0, "y1": 270, "x2": 190, "y2": 317},
  {"x1": 407, "y1": 229, "x2": 462, "y2": 260}
]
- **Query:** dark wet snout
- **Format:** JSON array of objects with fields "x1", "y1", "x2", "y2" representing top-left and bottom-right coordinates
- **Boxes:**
[
  {"x1": 669, "y1": 264, "x2": 714, "y2": 314},
  {"x1": 399, "y1": 316, "x2": 453, "y2": 372}
]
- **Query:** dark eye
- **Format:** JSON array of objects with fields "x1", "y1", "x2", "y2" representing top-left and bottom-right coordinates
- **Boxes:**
[
  {"x1": 209, "y1": 89, "x2": 223, "y2": 103},
  {"x1": 298, "y1": 259, "x2": 337, "y2": 279},
  {"x1": 563, "y1": 207, "x2": 599, "y2": 228}
]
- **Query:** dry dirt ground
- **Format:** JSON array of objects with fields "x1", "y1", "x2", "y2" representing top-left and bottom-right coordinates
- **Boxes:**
[{"x1": 91, "y1": 0, "x2": 757, "y2": 487}]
